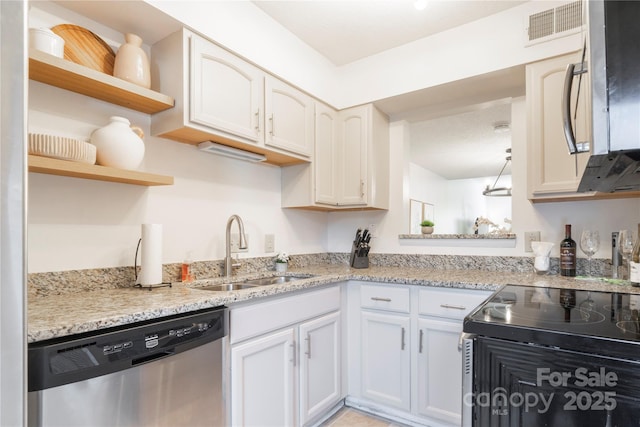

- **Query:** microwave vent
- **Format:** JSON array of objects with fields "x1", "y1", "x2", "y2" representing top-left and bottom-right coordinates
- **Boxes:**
[{"x1": 526, "y1": 0, "x2": 583, "y2": 45}]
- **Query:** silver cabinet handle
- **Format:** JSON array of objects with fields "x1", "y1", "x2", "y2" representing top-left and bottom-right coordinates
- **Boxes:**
[
  {"x1": 305, "y1": 335, "x2": 311, "y2": 359},
  {"x1": 419, "y1": 329, "x2": 424, "y2": 354},
  {"x1": 360, "y1": 180, "x2": 365, "y2": 197},
  {"x1": 269, "y1": 114, "x2": 275, "y2": 136},
  {"x1": 371, "y1": 297, "x2": 391, "y2": 302},
  {"x1": 440, "y1": 304, "x2": 466, "y2": 310},
  {"x1": 254, "y1": 109, "x2": 261, "y2": 132},
  {"x1": 401, "y1": 327, "x2": 406, "y2": 351},
  {"x1": 562, "y1": 61, "x2": 589, "y2": 154},
  {"x1": 290, "y1": 341, "x2": 296, "y2": 367}
]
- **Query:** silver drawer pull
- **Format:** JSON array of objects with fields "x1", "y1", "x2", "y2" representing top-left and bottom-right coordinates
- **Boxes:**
[
  {"x1": 305, "y1": 335, "x2": 311, "y2": 359},
  {"x1": 419, "y1": 329, "x2": 424, "y2": 353},
  {"x1": 371, "y1": 297, "x2": 392, "y2": 302},
  {"x1": 401, "y1": 327, "x2": 406, "y2": 350},
  {"x1": 440, "y1": 304, "x2": 466, "y2": 310}
]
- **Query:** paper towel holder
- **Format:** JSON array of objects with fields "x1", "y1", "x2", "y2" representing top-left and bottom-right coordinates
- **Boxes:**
[{"x1": 134, "y1": 238, "x2": 172, "y2": 290}]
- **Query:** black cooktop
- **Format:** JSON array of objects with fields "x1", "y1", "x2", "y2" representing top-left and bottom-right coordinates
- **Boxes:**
[{"x1": 464, "y1": 284, "x2": 640, "y2": 359}]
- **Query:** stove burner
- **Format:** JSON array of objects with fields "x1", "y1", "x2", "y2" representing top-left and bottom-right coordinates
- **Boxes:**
[{"x1": 616, "y1": 320, "x2": 640, "y2": 338}]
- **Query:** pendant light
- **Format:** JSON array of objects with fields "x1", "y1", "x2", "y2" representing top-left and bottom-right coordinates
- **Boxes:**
[{"x1": 483, "y1": 148, "x2": 512, "y2": 197}]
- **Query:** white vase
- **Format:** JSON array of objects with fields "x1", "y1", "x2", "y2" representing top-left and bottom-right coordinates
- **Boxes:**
[
  {"x1": 275, "y1": 262, "x2": 288, "y2": 273},
  {"x1": 421, "y1": 226, "x2": 434, "y2": 234},
  {"x1": 113, "y1": 33, "x2": 151, "y2": 88},
  {"x1": 90, "y1": 116, "x2": 145, "y2": 170}
]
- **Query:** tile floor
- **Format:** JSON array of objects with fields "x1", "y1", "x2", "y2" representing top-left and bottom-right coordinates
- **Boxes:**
[{"x1": 319, "y1": 407, "x2": 404, "y2": 427}]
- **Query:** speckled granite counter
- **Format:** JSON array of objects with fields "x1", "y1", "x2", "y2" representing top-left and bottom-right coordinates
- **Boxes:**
[{"x1": 28, "y1": 263, "x2": 640, "y2": 344}]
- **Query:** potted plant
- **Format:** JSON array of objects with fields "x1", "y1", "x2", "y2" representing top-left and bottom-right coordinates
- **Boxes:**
[
  {"x1": 420, "y1": 220, "x2": 435, "y2": 234},
  {"x1": 275, "y1": 251, "x2": 290, "y2": 273}
]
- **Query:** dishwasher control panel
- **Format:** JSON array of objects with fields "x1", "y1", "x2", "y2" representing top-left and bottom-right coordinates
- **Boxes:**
[{"x1": 28, "y1": 306, "x2": 228, "y2": 392}]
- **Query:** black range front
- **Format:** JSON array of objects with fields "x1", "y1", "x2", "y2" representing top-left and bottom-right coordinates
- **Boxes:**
[{"x1": 462, "y1": 284, "x2": 640, "y2": 427}]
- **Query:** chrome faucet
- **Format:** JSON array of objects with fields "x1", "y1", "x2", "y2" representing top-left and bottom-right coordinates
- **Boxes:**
[{"x1": 225, "y1": 214, "x2": 248, "y2": 277}]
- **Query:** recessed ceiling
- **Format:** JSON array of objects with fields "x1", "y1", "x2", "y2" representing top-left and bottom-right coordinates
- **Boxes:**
[
  {"x1": 410, "y1": 103, "x2": 512, "y2": 180},
  {"x1": 253, "y1": 0, "x2": 526, "y2": 66}
]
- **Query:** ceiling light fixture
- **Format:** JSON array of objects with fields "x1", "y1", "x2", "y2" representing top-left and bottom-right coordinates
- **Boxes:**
[
  {"x1": 198, "y1": 141, "x2": 267, "y2": 163},
  {"x1": 483, "y1": 148, "x2": 512, "y2": 197},
  {"x1": 414, "y1": 0, "x2": 429, "y2": 11}
]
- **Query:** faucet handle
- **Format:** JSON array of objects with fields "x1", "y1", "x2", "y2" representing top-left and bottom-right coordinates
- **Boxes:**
[{"x1": 232, "y1": 254, "x2": 241, "y2": 269}]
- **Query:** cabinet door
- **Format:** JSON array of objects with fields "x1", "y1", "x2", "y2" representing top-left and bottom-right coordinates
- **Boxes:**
[
  {"x1": 231, "y1": 328, "x2": 297, "y2": 427},
  {"x1": 265, "y1": 76, "x2": 314, "y2": 157},
  {"x1": 299, "y1": 311, "x2": 341, "y2": 425},
  {"x1": 527, "y1": 50, "x2": 591, "y2": 198},
  {"x1": 190, "y1": 34, "x2": 263, "y2": 144},
  {"x1": 338, "y1": 106, "x2": 368, "y2": 206},
  {"x1": 416, "y1": 318, "x2": 464, "y2": 425},
  {"x1": 360, "y1": 311, "x2": 410, "y2": 411},
  {"x1": 315, "y1": 103, "x2": 339, "y2": 205}
]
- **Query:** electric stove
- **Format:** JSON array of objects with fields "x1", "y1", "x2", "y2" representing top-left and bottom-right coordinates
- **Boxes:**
[
  {"x1": 464, "y1": 284, "x2": 640, "y2": 360},
  {"x1": 462, "y1": 285, "x2": 640, "y2": 426}
]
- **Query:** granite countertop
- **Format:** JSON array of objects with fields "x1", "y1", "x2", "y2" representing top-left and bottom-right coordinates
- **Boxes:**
[{"x1": 27, "y1": 264, "x2": 640, "y2": 343}]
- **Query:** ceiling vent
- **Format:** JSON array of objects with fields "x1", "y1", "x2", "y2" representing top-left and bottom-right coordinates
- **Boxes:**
[{"x1": 525, "y1": 0, "x2": 583, "y2": 46}]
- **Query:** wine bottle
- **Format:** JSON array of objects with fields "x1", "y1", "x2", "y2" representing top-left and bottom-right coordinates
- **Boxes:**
[
  {"x1": 629, "y1": 224, "x2": 640, "y2": 285},
  {"x1": 560, "y1": 224, "x2": 576, "y2": 277}
]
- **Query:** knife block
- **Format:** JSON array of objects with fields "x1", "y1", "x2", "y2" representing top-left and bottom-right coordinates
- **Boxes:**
[{"x1": 350, "y1": 243, "x2": 369, "y2": 269}]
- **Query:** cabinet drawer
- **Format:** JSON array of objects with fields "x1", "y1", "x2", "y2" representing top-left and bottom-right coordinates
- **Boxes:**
[
  {"x1": 360, "y1": 284, "x2": 410, "y2": 313},
  {"x1": 230, "y1": 285, "x2": 340, "y2": 343},
  {"x1": 418, "y1": 288, "x2": 491, "y2": 320}
]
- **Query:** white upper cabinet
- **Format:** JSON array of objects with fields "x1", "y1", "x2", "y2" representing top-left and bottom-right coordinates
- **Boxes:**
[
  {"x1": 314, "y1": 102, "x2": 339, "y2": 204},
  {"x1": 190, "y1": 34, "x2": 263, "y2": 144},
  {"x1": 282, "y1": 103, "x2": 389, "y2": 210},
  {"x1": 526, "y1": 50, "x2": 591, "y2": 201},
  {"x1": 151, "y1": 28, "x2": 312, "y2": 165},
  {"x1": 265, "y1": 76, "x2": 314, "y2": 157},
  {"x1": 338, "y1": 106, "x2": 369, "y2": 206}
]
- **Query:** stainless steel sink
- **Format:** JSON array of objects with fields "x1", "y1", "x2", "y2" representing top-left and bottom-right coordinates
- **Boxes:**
[
  {"x1": 191, "y1": 275, "x2": 310, "y2": 292},
  {"x1": 242, "y1": 275, "x2": 308, "y2": 286},
  {"x1": 194, "y1": 283, "x2": 261, "y2": 292}
]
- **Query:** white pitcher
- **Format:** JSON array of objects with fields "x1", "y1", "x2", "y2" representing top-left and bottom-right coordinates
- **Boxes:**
[{"x1": 90, "y1": 116, "x2": 145, "y2": 170}]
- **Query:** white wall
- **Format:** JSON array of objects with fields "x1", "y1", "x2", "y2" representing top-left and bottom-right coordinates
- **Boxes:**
[
  {"x1": 148, "y1": 1, "x2": 582, "y2": 109},
  {"x1": 328, "y1": 97, "x2": 640, "y2": 260},
  {"x1": 409, "y1": 163, "x2": 512, "y2": 235},
  {"x1": 27, "y1": 81, "x2": 329, "y2": 273},
  {"x1": 28, "y1": 1, "x2": 640, "y2": 273}
]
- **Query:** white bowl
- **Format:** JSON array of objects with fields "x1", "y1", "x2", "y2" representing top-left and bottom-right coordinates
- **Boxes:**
[
  {"x1": 29, "y1": 28, "x2": 64, "y2": 58},
  {"x1": 29, "y1": 133, "x2": 97, "y2": 165}
]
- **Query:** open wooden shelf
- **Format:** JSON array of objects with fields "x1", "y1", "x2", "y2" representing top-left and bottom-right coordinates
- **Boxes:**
[
  {"x1": 28, "y1": 49, "x2": 174, "y2": 114},
  {"x1": 28, "y1": 155, "x2": 174, "y2": 186}
]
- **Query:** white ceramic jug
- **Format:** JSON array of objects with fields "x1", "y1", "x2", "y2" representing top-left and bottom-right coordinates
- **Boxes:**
[
  {"x1": 90, "y1": 116, "x2": 145, "y2": 170},
  {"x1": 113, "y1": 33, "x2": 151, "y2": 89}
]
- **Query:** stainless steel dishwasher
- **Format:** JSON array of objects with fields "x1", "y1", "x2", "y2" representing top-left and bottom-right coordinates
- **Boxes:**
[{"x1": 28, "y1": 306, "x2": 228, "y2": 427}]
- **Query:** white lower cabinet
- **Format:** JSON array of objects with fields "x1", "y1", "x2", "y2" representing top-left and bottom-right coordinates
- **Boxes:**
[
  {"x1": 360, "y1": 311, "x2": 411, "y2": 411},
  {"x1": 231, "y1": 327, "x2": 297, "y2": 427},
  {"x1": 299, "y1": 311, "x2": 342, "y2": 424},
  {"x1": 347, "y1": 281, "x2": 492, "y2": 426},
  {"x1": 416, "y1": 318, "x2": 465, "y2": 425},
  {"x1": 229, "y1": 286, "x2": 343, "y2": 427}
]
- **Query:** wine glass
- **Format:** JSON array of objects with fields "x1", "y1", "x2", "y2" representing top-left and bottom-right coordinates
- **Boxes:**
[
  {"x1": 580, "y1": 230, "x2": 600, "y2": 277},
  {"x1": 619, "y1": 229, "x2": 635, "y2": 280}
]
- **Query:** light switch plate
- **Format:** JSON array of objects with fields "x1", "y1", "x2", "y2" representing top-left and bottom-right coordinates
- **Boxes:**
[
  {"x1": 265, "y1": 234, "x2": 275, "y2": 253},
  {"x1": 524, "y1": 231, "x2": 540, "y2": 252}
]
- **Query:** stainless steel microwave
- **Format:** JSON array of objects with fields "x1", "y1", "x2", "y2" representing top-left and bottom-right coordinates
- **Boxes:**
[{"x1": 565, "y1": 0, "x2": 640, "y2": 193}]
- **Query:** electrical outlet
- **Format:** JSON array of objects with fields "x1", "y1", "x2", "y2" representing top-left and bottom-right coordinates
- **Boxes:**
[
  {"x1": 265, "y1": 234, "x2": 275, "y2": 253},
  {"x1": 368, "y1": 223, "x2": 377, "y2": 238},
  {"x1": 230, "y1": 233, "x2": 249, "y2": 253},
  {"x1": 524, "y1": 231, "x2": 541, "y2": 253}
]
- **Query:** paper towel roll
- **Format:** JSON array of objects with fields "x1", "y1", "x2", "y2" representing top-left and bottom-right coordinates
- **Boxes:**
[{"x1": 140, "y1": 223, "x2": 162, "y2": 286}]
